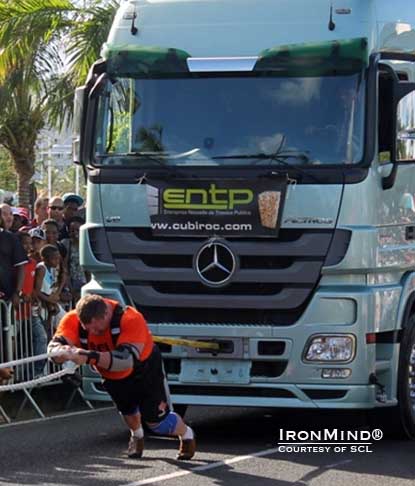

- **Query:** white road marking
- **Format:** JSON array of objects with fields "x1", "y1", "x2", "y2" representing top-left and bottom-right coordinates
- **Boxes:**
[{"x1": 121, "y1": 447, "x2": 281, "y2": 486}]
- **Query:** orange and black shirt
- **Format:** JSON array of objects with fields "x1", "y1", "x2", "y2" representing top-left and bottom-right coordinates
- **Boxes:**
[{"x1": 54, "y1": 299, "x2": 154, "y2": 380}]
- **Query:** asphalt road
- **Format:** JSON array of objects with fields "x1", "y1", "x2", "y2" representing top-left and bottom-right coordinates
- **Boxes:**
[{"x1": 0, "y1": 406, "x2": 414, "y2": 486}]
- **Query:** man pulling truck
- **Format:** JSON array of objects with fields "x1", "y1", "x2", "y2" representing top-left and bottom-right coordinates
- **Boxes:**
[{"x1": 48, "y1": 294, "x2": 196, "y2": 459}]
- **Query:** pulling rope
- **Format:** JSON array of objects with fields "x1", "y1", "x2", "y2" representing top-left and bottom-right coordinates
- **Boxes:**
[
  {"x1": 0, "y1": 338, "x2": 219, "y2": 392},
  {"x1": 0, "y1": 351, "x2": 78, "y2": 392}
]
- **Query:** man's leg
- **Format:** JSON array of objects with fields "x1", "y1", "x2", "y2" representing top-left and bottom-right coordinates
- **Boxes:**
[
  {"x1": 103, "y1": 378, "x2": 145, "y2": 458},
  {"x1": 122, "y1": 411, "x2": 145, "y2": 458},
  {"x1": 31, "y1": 316, "x2": 47, "y2": 376},
  {"x1": 146, "y1": 411, "x2": 195, "y2": 460},
  {"x1": 141, "y1": 345, "x2": 196, "y2": 460}
]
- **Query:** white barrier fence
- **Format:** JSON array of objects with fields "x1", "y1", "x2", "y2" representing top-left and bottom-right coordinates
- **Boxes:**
[{"x1": 0, "y1": 299, "x2": 93, "y2": 423}]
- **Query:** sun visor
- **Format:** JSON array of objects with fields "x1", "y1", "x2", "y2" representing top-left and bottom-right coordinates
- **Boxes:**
[
  {"x1": 254, "y1": 37, "x2": 368, "y2": 76},
  {"x1": 101, "y1": 44, "x2": 191, "y2": 77}
]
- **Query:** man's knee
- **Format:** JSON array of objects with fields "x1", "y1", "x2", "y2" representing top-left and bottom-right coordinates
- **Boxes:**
[{"x1": 146, "y1": 412, "x2": 179, "y2": 435}]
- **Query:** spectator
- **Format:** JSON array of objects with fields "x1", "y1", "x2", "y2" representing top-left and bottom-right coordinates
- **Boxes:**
[
  {"x1": 0, "y1": 212, "x2": 27, "y2": 306},
  {"x1": 31, "y1": 196, "x2": 49, "y2": 228},
  {"x1": 47, "y1": 196, "x2": 65, "y2": 234},
  {"x1": 42, "y1": 219, "x2": 67, "y2": 259},
  {"x1": 62, "y1": 216, "x2": 88, "y2": 302},
  {"x1": 0, "y1": 203, "x2": 14, "y2": 231},
  {"x1": 16, "y1": 232, "x2": 36, "y2": 306},
  {"x1": 33, "y1": 245, "x2": 65, "y2": 332},
  {"x1": 11, "y1": 207, "x2": 29, "y2": 233},
  {"x1": 16, "y1": 232, "x2": 46, "y2": 376},
  {"x1": 42, "y1": 219, "x2": 69, "y2": 296},
  {"x1": 28, "y1": 227, "x2": 46, "y2": 263},
  {"x1": 60, "y1": 193, "x2": 84, "y2": 240}
]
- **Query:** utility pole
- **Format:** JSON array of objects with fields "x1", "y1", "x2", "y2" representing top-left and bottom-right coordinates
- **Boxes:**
[{"x1": 47, "y1": 141, "x2": 52, "y2": 198}]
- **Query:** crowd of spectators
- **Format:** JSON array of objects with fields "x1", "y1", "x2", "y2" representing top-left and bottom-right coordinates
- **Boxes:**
[{"x1": 0, "y1": 193, "x2": 88, "y2": 376}]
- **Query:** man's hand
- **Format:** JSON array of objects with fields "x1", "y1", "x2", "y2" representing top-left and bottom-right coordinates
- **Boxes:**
[
  {"x1": 49, "y1": 292, "x2": 60, "y2": 304},
  {"x1": 65, "y1": 348, "x2": 89, "y2": 366},
  {"x1": 11, "y1": 292, "x2": 20, "y2": 309},
  {"x1": 49, "y1": 344, "x2": 72, "y2": 363}
]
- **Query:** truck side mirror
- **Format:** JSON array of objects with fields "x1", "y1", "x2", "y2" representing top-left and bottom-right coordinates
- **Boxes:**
[
  {"x1": 73, "y1": 86, "x2": 88, "y2": 165},
  {"x1": 80, "y1": 73, "x2": 112, "y2": 164},
  {"x1": 382, "y1": 80, "x2": 415, "y2": 189},
  {"x1": 396, "y1": 90, "x2": 415, "y2": 161}
]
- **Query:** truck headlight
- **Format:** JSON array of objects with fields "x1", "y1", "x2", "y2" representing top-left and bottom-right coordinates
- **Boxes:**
[{"x1": 303, "y1": 335, "x2": 356, "y2": 363}]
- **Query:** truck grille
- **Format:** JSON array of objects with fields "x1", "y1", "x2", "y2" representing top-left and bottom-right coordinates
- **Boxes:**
[{"x1": 94, "y1": 227, "x2": 349, "y2": 325}]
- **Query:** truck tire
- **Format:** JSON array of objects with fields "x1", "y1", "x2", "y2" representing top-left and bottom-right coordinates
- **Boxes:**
[
  {"x1": 395, "y1": 314, "x2": 415, "y2": 438},
  {"x1": 370, "y1": 315, "x2": 415, "y2": 439}
]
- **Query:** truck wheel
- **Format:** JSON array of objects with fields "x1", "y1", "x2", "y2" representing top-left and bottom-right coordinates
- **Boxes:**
[
  {"x1": 173, "y1": 404, "x2": 188, "y2": 418},
  {"x1": 370, "y1": 315, "x2": 415, "y2": 439},
  {"x1": 395, "y1": 315, "x2": 415, "y2": 439}
]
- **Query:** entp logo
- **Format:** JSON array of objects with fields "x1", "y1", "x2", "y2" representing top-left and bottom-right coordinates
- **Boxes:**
[{"x1": 163, "y1": 184, "x2": 253, "y2": 210}]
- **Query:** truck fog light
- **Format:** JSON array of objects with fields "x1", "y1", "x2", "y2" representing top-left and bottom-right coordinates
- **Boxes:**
[
  {"x1": 303, "y1": 335, "x2": 355, "y2": 363},
  {"x1": 321, "y1": 368, "x2": 352, "y2": 379}
]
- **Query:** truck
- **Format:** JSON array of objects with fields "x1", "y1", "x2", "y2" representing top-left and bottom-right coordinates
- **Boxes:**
[{"x1": 72, "y1": 0, "x2": 415, "y2": 437}]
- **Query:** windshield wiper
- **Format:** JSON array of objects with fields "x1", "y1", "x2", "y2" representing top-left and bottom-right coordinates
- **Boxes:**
[
  {"x1": 121, "y1": 151, "x2": 200, "y2": 179},
  {"x1": 127, "y1": 148, "x2": 200, "y2": 162},
  {"x1": 211, "y1": 150, "x2": 311, "y2": 163},
  {"x1": 212, "y1": 151, "x2": 320, "y2": 182}
]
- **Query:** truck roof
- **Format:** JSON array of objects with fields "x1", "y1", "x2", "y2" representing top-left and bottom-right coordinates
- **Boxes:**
[{"x1": 106, "y1": 0, "x2": 415, "y2": 58}]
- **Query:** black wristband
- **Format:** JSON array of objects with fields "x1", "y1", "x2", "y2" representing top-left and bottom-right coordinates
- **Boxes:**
[{"x1": 81, "y1": 351, "x2": 100, "y2": 366}]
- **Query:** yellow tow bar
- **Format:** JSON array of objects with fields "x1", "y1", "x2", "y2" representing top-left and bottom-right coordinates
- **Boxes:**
[{"x1": 153, "y1": 336, "x2": 220, "y2": 351}]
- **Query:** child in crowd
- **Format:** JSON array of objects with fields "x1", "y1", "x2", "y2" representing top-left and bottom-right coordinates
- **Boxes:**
[
  {"x1": 41, "y1": 219, "x2": 67, "y2": 260},
  {"x1": 33, "y1": 245, "x2": 66, "y2": 334},
  {"x1": 16, "y1": 232, "x2": 36, "y2": 310},
  {"x1": 41, "y1": 219, "x2": 70, "y2": 306},
  {"x1": 29, "y1": 227, "x2": 46, "y2": 263},
  {"x1": 62, "y1": 217, "x2": 88, "y2": 302},
  {"x1": 16, "y1": 232, "x2": 47, "y2": 377}
]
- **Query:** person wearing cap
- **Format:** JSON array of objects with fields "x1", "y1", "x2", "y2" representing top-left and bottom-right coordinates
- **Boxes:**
[
  {"x1": 11, "y1": 207, "x2": 29, "y2": 233},
  {"x1": 15, "y1": 231, "x2": 47, "y2": 376},
  {"x1": 60, "y1": 193, "x2": 84, "y2": 240},
  {"x1": 29, "y1": 227, "x2": 46, "y2": 263}
]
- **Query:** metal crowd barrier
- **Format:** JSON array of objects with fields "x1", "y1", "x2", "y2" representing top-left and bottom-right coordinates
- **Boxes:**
[{"x1": 0, "y1": 299, "x2": 93, "y2": 423}]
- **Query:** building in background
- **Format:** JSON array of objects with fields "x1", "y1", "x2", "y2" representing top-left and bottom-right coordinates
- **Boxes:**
[{"x1": 35, "y1": 127, "x2": 83, "y2": 198}]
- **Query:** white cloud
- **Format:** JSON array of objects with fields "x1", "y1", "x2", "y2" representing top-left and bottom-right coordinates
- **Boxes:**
[{"x1": 266, "y1": 78, "x2": 322, "y2": 106}]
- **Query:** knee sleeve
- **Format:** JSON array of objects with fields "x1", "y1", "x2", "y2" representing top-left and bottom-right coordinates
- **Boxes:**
[{"x1": 147, "y1": 412, "x2": 179, "y2": 435}]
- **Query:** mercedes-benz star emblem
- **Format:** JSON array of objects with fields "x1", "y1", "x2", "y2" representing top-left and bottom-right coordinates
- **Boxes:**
[{"x1": 194, "y1": 240, "x2": 237, "y2": 288}]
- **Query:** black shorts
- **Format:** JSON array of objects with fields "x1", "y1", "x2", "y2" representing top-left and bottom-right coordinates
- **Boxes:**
[{"x1": 103, "y1": 345, "x2": 170, "y2": 423}]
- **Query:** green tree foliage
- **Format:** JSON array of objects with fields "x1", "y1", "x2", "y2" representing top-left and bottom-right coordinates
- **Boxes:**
[
  {"x1": 0, "y1": 0, "x2": 118, "y2": 206},
  {"x1": 0, "y1": 147, "x2": 16, "y2": 192}
]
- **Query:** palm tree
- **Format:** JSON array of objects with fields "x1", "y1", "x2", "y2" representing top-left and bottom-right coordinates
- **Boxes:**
[{"x1": 0, "y1": 0, "x2": 118, "y2": 207}]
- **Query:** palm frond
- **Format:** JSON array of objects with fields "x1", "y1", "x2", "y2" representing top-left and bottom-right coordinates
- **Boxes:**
[
  {"x1": 66, "y1": 0, "x2": 118, "y2": 84},
  {"x1": 0, "y1": 0, "x2": 77, "y2": 80}
]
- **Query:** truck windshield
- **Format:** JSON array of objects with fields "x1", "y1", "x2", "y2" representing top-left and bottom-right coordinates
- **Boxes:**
[{"x1": 95, "y1": 73, "x2": 365, "y2": 167}]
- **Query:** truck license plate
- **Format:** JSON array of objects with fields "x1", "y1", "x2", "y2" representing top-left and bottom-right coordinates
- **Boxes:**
[{"x1": 179, "y1": 360, "x2": 250, "y2": 384}]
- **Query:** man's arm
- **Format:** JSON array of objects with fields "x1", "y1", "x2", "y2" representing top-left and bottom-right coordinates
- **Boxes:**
[
  {"x1": 11, "y1": 264, "x2": 25, "y2": 308},
  {"x1": 62, "y1": 342, "x2": 144, "y2": 370}
]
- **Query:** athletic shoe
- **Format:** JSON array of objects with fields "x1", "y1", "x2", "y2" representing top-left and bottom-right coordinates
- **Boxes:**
[
  {"x1": 127, "y1": 436, "x2": 144, "y2": 458},
  {"x1": 177, "y1": 437, "x2": 196, "y2": 460}
]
